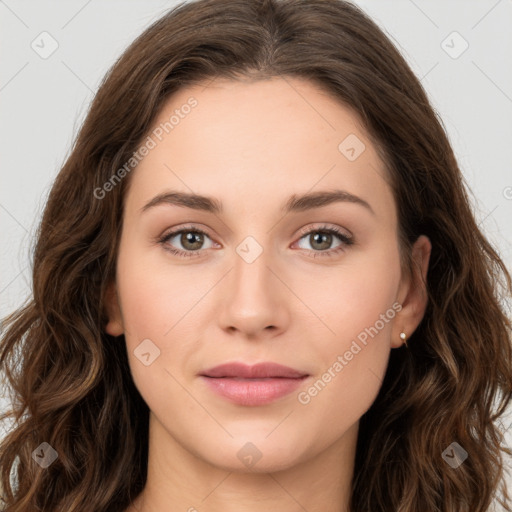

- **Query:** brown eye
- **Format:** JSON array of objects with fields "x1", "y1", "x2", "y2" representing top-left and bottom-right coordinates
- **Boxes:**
[
  {"x1": 296, "y1": 225, "x2": 353, "y2": 258},
  {"x1": 307, "y1": 231, "x2": 335, "y2": 251},
  {"x1": 178, "y1": 231, "x2": 205, "y2": 251},
  {"x1": 159, "y1": 227, "x2": 214, "y2": 258}
]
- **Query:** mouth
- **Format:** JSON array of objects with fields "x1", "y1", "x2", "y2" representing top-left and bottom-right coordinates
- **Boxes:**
[{"x1": 198, "y1": 362, "x2": 310, "y2": 406}]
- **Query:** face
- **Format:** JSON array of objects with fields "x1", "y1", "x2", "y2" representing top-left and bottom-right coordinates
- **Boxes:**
[{"x1": 105, "y1": 76, "x2": 430, "y2": 473}]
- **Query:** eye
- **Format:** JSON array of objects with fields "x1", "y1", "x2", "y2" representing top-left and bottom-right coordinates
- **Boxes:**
[
  {"x1": 158, "y1": 226, "x2": 215, "y2": 259},
  {"x1": 294, "y1": 224, "x2": 354, "y2": 258},
  {"x1": 157, "y1": 223, "x2": 354, "y2": 259}
]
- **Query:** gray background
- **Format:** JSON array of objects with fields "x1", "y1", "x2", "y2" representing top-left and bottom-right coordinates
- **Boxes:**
[{"x1": 1, "y1": 0, "x2": 511, "y2": 502}]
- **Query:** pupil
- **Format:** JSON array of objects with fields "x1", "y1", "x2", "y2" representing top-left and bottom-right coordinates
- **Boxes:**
[
  {"x1": 183, "y1": 232, "x2": 203, "y2": 250},
  {"x1": 312, "y1": 232, "x2": 331, "y2": 250}
]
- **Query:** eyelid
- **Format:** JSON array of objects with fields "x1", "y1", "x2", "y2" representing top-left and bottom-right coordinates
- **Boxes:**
[
  {"x1": 296, "y1": 223, "x2": 352, "y2": 239},
  {"x1": 292, "y1": 223, "x2": 354, "y2": 257},
  {"x1": 158, "y1": 222, "x2": 351, "y2": 242},
  {"x1": 157, "y1": 224, "x2": 216, "y2": 249}
]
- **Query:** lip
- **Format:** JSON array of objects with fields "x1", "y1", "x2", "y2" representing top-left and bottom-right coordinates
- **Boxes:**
[
  {"x1": 200, "y1": 362, "x2": 308, "y2": 379},
  {"x1": 199, "y1": 362, "x2": 310, "y2": 406}
]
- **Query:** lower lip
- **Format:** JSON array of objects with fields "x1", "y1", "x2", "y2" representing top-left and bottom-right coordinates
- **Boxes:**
[{"x1": 200, "y1": 376, "x2": 308, "y2": 406}]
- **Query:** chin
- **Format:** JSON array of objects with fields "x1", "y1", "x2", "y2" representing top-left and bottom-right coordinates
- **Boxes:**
[{"x1": 197, "y1": 433, "x2": 310, "y2": 474}]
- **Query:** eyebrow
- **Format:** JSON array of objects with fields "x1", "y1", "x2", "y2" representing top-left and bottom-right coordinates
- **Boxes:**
[{"x1": 140, "y1": 189, "x2": 375, "y2": 216}]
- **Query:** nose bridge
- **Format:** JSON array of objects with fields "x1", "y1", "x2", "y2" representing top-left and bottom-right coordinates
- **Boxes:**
[
  {"x1": 216, "y1": 229, "x2": 287, "y2": 334},
  {"x1": 231, "y1": 232, "x2": 275, "y2": 299}
]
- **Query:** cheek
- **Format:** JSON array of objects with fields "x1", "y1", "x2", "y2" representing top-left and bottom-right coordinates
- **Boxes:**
[
  {"x1": 292, "y1": 247, "x2": 400, "y2": 430},
  {"x1": 116, "y1": 236, "x2": 207, "y2": 341},
  {"x1": 296, "y1": 292, "x2": 394, "y2": 443},
  {"x1": 296, "y1": 242, "x2": 400, "y2": 346},
  {"x1": 297, "y1": 342, "x2": 390, "y2": 447},
  {"x1": 116, "y1": 262, "x2": 197, "y2": 423},
  {"x1": 115, "y1": 240, "x2": 216, "y2": 404}
]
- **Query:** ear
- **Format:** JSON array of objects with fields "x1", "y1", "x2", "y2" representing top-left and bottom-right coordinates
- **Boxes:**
[
  {"x1": 391, "y1": 235, "x2": 431, "y2": 348},
  {"x1": 104, "y1": 281, "x2": 124, "y2": 337}
]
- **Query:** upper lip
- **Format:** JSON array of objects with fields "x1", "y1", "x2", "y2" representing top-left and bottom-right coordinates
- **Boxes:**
[{"x1": 200, "y1": 362, "x2": 309, "y2": 379}]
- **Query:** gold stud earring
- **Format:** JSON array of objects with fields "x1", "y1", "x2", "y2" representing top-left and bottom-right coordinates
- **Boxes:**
[{"x1": 400, "y1": 332, "x2": 408, "y2": 348}]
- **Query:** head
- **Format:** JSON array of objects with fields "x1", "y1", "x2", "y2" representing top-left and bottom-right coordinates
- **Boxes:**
[
  {"x1": 1, "y1": 0, "x2": 511, "y2": 511},
  {"x1": 103, "y1": 72, "x2": 432, "y2": 482}
]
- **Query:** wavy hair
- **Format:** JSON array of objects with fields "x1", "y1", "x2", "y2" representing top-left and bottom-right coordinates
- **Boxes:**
[{"x1": 1, "y1": 0, "x2": 511, "y2": 510}]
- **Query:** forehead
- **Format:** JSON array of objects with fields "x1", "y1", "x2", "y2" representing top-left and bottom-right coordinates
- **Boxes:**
[{"x1": 124, "y1": 76, "x2": 395, "y2": 224}]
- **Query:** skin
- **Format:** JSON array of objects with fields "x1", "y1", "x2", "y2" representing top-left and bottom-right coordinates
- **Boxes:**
[{"x1": 105, "y1": 76, "x2": 431, "y2": 512}]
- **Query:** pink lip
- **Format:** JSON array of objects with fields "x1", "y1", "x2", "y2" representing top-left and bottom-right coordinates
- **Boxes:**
[{"x1": 199, "y1": 362, "x2": 309, "y2": 406}]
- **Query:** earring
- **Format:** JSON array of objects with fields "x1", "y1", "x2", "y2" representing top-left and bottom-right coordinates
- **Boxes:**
[{"x1": 400, "y1": 332, "x2": 408, "y2": 348}]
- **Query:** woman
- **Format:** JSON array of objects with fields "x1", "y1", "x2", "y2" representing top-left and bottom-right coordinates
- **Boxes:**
[{"x1": 1, "y1": 0, "x2": 511, "y2": 510}]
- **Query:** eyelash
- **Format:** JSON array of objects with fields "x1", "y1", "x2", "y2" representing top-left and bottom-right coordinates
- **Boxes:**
[{"x1": 157, "y1": 224, "x2": 354, "y2": 259}]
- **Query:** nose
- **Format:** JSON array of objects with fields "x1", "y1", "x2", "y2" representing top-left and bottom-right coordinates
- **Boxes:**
[{"x1": 216, "y1": 244, "x2": 291, "y2": 339}]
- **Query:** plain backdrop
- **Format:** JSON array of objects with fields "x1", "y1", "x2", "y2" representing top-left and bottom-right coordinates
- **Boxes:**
[{"x1": 1, "y1": 0, "x2": 511, "y2": 502}]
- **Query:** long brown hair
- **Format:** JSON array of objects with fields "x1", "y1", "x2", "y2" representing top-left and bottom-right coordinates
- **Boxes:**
[{"x1": 1, "y1": 0, "x2": 511, "y2": 510}]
